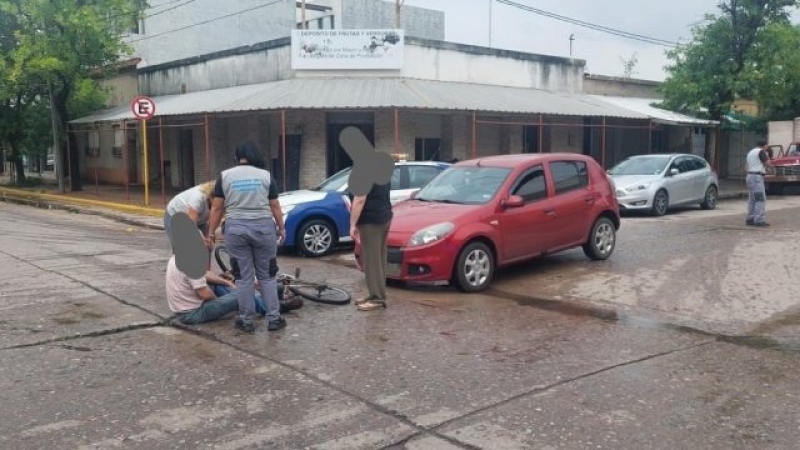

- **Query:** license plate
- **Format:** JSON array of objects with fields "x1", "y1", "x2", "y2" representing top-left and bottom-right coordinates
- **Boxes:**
[{"x1": 386, "y1": 263, "x2": 401, "y2": 277}]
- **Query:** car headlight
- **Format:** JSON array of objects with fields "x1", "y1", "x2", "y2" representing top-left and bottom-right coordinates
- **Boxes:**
[
  {"x1": 281, "y1": 205, "x2": 296, "y2": 216},
  {"x1": 407, "y1": 222, "x2": 455, "y2": 247},
  {"x1": 625, "y1": 182, "x2": 652, "y2": 192}
]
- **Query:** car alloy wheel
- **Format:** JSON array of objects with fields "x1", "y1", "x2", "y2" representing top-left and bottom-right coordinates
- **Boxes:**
[
  {"x1": 453, "y1": 241, "x2": 494, "y2": 292},
  {"x1": 651, "y1": 190, "x2": 668, "y2": 216},
  {"x1": 701, "y1": 185, "x2": 717, "y2": 210},
  {"x1": 583, "y1": 217, "x2": 616, "y2": 260},
  {"x1": 298, "y1": 219, "x2": 335, "y2": 257}
]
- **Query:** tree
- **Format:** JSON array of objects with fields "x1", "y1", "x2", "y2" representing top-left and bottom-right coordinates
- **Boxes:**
[
  {"x1": 741, "y1": 23, "x2": 800, "y2": 119},
  {"x1": 0, "y1": 0, "x2": 141, "y2": 189},
  {"x1": 660, "y1": 0, "x2": 800, "y2": 121}
]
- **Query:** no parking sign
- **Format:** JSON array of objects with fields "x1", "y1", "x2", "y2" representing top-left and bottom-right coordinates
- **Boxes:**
[{"x1": 131, "y1": 96, "x2": 156, "y2": 121}]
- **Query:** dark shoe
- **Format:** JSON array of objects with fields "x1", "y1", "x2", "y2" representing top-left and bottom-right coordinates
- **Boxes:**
[
  {"x1": 234, "y1": 318, "x2": 255, "y2": 333},
  {"x1": 280, "y1": 297, "x2": 303, "y2": 313},
  {"x1": 746, "y1": 219, "x2": 755, "y2": 226},
  {"x1": 267, "y1": 317, "x2": 287, "y2": 331},
  {"x1": 753, "y1": 222, "x2": 770, "y2": 227}
]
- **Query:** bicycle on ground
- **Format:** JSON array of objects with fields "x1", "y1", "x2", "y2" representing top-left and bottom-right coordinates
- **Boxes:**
[{"x1": 213, "y1": 243, "x2": 351, "y2": 305}]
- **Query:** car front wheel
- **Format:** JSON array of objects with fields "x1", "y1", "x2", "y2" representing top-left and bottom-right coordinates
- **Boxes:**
[
  {"x1": 453, "y1": 241, "x2": 494, "y2": 292},
  {"x1": 700, "y1": 185, "x2": 717, "y2": 210},
  {"x1": 297, "y1": 219, "x2": 336, "y2": 257},
  {"x1": 582, "y1": 216, "x2": 616, "y2": 260},
  {"x1": 651, "y1": 189, "x2": 669, "y2": 216}
]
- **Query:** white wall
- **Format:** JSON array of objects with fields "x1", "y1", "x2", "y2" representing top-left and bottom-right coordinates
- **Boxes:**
[
  {"x1": 129, "y1": 0, "x2": 295, "y2": 67},
  {"x1": 769, "y1": 120, "x2": 794, "y2": 147}
]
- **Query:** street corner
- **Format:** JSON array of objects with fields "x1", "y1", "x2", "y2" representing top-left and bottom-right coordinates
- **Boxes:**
[
  {"x1": 0, "y1": 326, "x2": 417, "y2": 450},
  {"x1": 434, "y1": 341, "x2": 800, "y2": 450}
]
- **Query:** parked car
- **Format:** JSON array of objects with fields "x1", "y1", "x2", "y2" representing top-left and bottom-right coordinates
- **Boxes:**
[
  {"x1": 608, "y1": 153, "x2": 718, "y2": 216},
  {"x1": 353, "y1": 153, "x2": 620, "y2": 292},
  {"x1": 279, "y1": 161, "x2": 450, "y2": 257},
  {"x1": 765, "y1": 142, "x2": 800, "y2": 195}
]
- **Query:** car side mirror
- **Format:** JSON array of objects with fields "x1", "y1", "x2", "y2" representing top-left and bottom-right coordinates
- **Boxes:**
[
  {"x1": 669, "y1": 168, "x2": 680, "y2": 176},
  {"x1": 502, "y1": 195, "x2": 524, "y2": 208}
]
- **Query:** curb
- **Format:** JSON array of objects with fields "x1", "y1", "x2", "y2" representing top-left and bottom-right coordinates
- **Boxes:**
[
  {"x1": 718, "y1": 191, "x2": 747, "y2": 201},
  {"x1": 0, "y1": 194, "x2": 164, "y2": 231},
  {"x1": 0, "y1": 187, "x2": 164, "y2": 217}
]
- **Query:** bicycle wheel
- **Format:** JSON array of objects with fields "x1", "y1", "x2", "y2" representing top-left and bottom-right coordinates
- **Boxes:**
[
  {"x1": 288, "y1": 282, "x2": 351, "y2": 305},
  {"x1": 214, "y1": 244, "x2": 232, "y2": 273}
]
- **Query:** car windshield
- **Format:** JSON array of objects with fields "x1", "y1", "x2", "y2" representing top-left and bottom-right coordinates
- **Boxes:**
[
  {"x1": 415, "y1": 166, "x2": 511, "y2": 205},
  {"x1": 608, "y1": 156, "x2": 671, "y2": 176},
  {"x1": 312, "y1": 167, "x2": 351, "y2": 192}
]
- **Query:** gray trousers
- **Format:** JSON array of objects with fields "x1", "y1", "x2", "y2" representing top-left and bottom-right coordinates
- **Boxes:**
[
  {"x1": 358, "y1": 222, "x2": 390, "y2": 301},
  {"x1": 224, "y1": 217, "x2": 280, "y2": 322},
  {"x1": 746, "y1": 173, "x2": 766, "y2": 223}
]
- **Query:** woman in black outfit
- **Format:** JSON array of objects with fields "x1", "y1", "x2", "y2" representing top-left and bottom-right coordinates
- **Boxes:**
[{"x1": 349, "y1": 180, "x2": 393, "y2": 311}]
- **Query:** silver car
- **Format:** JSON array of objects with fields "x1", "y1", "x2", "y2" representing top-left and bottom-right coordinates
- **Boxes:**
[{"x1": 608, "y1": 153, "x2": 719, "y2": 216}]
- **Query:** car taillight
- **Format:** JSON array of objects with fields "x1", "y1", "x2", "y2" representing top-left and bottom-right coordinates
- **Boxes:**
[{"x1": 342, "y1": 194, "x2": 352, "y2": 211}]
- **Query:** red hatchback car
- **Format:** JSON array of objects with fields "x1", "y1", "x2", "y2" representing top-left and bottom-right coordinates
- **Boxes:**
[{"x1": 354, "y1": 153, "x2": 621, "y2": 292}]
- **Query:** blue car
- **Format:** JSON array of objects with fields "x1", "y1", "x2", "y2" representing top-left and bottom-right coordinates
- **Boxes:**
[{"x1": 279, "y1": 161, "x2": 451, "y2": 256}]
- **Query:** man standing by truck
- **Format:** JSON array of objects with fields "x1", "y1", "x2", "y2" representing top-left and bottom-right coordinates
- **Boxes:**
[{"x1": 745, "y1": 139, "x2": 771, "y2": 227}]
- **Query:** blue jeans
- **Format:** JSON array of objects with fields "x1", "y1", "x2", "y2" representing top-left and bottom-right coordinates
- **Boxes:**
[
  {"x1": 174, "y1": 292, "x2": 238, "y2": 325},
  {"x1": 224, "y1": 218, "x2": 281, "y2": 323},
  {"x1": 211, "y1": 284, "x2": 267, "y2": 315}
]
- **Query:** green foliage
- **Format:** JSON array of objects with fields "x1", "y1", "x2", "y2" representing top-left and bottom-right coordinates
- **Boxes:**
[
  {"x1": 0, "y1": 0, "x2": 142, "y2": 185},
  {"x1": 660, "y1": 0, "x2": 800, "y2": 122}
]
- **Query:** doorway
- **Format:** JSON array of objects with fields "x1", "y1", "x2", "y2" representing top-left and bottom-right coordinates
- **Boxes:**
[
  {"x1": 127, "y1": 130, "x2": 139, "y2": 184},
  {"x1": 179, "y1": 129, "x2": 195, "y2": 189},
  {"x1": 326, "y1": 112, "x2": 375, "y2": 177}
]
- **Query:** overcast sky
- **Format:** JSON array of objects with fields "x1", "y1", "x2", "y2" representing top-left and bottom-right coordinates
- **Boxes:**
[{"x1": 401, "y1": 0, "x2": 800, "y2": 82}]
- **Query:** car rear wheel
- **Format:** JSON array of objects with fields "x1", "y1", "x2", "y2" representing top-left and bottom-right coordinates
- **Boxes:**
[
  {"x1": 651, "y1": 189, "x2": 669, "y2": 216},
  {"x1": 453, "y1": 241, "x2": 494, "y2": 293},
  {"x1": 582, "y1": 216, "x2": 616, "y2": 260},
  {"x1": 700, "y1": 185, "x2": 717, "y2": 210},
  {"x1": 297, "y1": 219, "x2": 336, "y2": 257}
]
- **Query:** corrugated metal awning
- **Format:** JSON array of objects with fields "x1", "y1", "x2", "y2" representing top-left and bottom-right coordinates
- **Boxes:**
[
  {"x1": 588, "y1": 95, "x2": 719, "y2": 126},
  {"x1": 70, "y1": 78, "x2": 653, "y2": 124}
]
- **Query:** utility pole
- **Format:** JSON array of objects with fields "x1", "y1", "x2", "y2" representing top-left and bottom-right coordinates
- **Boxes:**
[
  {"x1": 395, "y1": 0, "x2": 404, "y2": 28},
  {"x1": 488, "y1": 0, "x2": 492, "y2": 47},
  {"x1": 569, "y1": 33, "x2": 575, "y2": 58},
  {"x1": 48, "y1": 83, "x2": 65, "y2": 193},
  {"x1": 301, "y1": 0, "x2": 306, "y2": 29}
]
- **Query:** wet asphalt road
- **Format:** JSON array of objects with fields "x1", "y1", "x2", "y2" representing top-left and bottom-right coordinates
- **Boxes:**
[{"x1": 1, "y1": 200, "x2": 800, "y2": 449}]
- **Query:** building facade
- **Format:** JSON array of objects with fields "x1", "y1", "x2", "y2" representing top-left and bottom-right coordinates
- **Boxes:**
[{"x1": 72, "y1": 4, "x2": 716, "y2": 196}]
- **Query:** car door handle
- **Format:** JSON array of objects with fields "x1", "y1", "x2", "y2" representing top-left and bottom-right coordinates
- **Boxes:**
[
  {"x1": 584, "y1": 195, "x2": 595, "y2": 203},
  {"x1": 544, "y1": 209, "x2": 556, "y2": 216}
]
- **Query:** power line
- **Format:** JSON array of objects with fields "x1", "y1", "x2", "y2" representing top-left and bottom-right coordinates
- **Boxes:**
[
  {"x1": 146, "y1": 0, "x2": 198, "y2": 19},
  {"x1": 494, "y1": 0, "x2": 679, "y2": 47},
  {"x1": 128, "y1": 0, "x2": 286, "y2": 43}
]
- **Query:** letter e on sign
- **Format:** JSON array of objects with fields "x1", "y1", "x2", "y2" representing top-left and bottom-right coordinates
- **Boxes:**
[{"x1": 131, "y1": 96, "x2": 156, "y2": 121}]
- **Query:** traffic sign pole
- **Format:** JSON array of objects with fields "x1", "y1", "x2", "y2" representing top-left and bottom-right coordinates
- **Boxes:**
[
  {"x1": 142, "y1": 119, "x2": 149, "y2": 206},
  {"x1": 130, "y1": 95, "x2": 156, "y2": 207}
]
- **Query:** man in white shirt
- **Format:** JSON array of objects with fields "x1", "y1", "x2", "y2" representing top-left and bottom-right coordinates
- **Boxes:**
[
  {"x1": 745, "y1": 139, "x2": 771, "y2": 227},
  {"x1": 166, "y1": 255, "x2": 239, "y2": 325}
]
